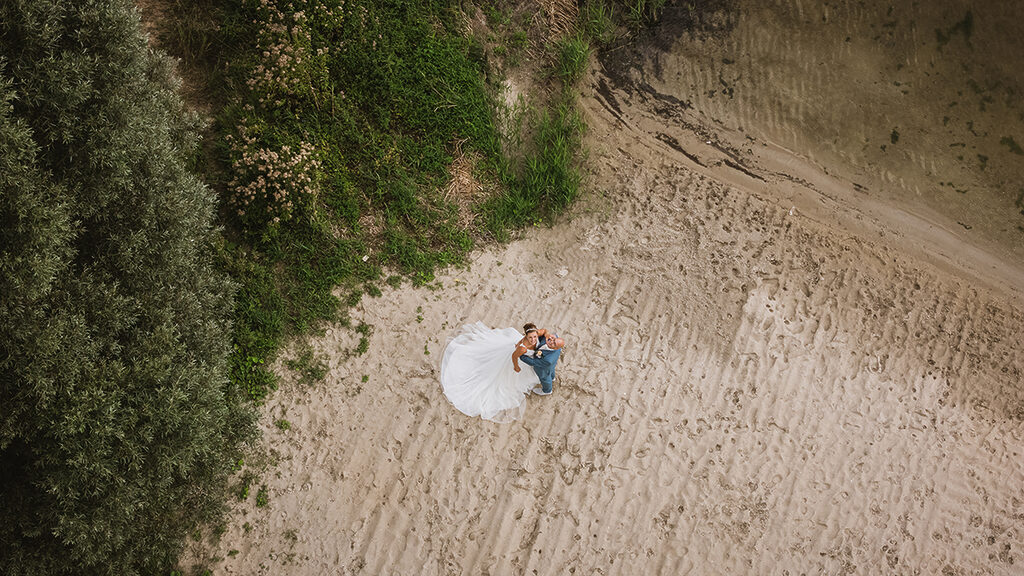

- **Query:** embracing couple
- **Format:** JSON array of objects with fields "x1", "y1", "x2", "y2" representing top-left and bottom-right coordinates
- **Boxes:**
[
  {"x1": 511, "y1": 323, "x2": 564, "y2": 396},
  {"x1": 440, "y1": 321, "x2": 566, "y2": 422}
]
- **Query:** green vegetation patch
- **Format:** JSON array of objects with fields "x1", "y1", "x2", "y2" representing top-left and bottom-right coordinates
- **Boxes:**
[
  {"x1": 209, "y1": 0, "x2": 511, "y2": 401},
  {"x1": 625, "y1": 0, "x2": 668, "y2": 29},
  {"x1": 187, "y1": 0, "x2": 600, "y2": 402},
  {"x1": 481, "y1": 99, "x2": 585, "y2": 238},
  {"x1": 286, "y1": 346, "x2": 328, "y2": 386},
  {"x1": 556, "y1": 35, "x2": 592, "y2": 85}
]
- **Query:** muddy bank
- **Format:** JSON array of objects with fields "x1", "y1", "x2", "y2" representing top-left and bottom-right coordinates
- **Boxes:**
[{"x1": 599, "y1": 0, "x2": 1024, "y2": 285}]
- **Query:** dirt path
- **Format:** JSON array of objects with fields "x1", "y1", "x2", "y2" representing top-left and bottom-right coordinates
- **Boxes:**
[{"x1": 190, "y1": 4, "x2": 1024, "y2": 574}]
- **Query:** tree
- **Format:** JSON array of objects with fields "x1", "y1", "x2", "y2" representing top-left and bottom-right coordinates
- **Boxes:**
[{"x1": 0, "y1": 1, "x2": 254, "y2": 573}]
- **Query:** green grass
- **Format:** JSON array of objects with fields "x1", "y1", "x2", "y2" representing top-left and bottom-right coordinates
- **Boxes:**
[
  {"x1": 481, "y1": 99, "x2": 585, "y2": 238},
  {"x1": 482, "y1": 5, "x2": 531, "y2": 69},
  {"x1": 285, "y1": 346, "x2": 328, "y2": 386},
  {"x1": 623, "y1": 0, "x2": 667, "y2": 30},
  {"x1": 234, "y1": 471, "x2": 257, "y2": 501},
  {"x1": 581, "y1": 0, "x2": 617, "y2": 45},
  {"x1": 556, "y1": 35, "x2": 591, "y2": 85},
  {"x1": 353, "y1": 322, "x2": 371, "y2": 356},
  {"x1": 255, "y1": 485, "x2": 269, "y2": 508}
]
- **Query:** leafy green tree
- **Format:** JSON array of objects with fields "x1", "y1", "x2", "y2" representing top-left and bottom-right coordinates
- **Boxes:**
[{"x1": 0, "y1": 1, "x2": 254, "y2": 573}]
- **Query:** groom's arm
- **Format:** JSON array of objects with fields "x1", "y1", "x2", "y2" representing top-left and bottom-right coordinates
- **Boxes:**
[
  {"x1": 540, "y1": 330, "x2": 565, "y2": 348},
  {"x1": 537, "y1": 329, "x2": 564, "y2": 349}
]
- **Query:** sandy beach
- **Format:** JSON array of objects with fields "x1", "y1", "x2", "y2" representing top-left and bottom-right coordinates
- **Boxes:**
[{"x1": 191, "y1": 1, "x2": 1024, "y2": 574}]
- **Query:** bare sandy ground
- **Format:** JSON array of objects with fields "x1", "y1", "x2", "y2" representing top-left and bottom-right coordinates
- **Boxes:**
[{"x1": 191, "y1": 3, "x2": 1024, "y2": 575}]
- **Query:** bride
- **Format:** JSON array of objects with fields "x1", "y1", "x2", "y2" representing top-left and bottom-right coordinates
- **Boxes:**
[{"x1": 440, "y1": 322, "x2": 542, "y2": 422}]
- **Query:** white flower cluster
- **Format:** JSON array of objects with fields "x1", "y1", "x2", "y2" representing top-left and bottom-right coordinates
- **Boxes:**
[
  {"x1": 245, "y1": 0, "x2": 346, "y2": 102},
  {"x1": 227, "y1": 123, "x2": 320, "y2": 225},
  {"x1": 246, "y1": 0, "x2": 310, "y2": 101}
]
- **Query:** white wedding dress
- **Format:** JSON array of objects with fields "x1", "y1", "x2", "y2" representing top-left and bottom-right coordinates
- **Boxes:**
[{"x1": 441, "y1": 322, "x2": 541, "y2": 422}]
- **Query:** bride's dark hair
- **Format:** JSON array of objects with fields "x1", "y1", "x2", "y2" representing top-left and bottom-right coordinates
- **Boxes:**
[{"x1": 523, "y1": 323, "x2": 537, "y2": 334}]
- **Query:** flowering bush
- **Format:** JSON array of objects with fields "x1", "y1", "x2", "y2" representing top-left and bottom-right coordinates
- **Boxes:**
[
  {"x1": 226, "y1": 118, "x2": 321, "y2": 229},
  {"x1": 245, "y1": 0, "x2": 335, "y2": 103},
  {"x1": 226, "y1": 0, "x2": 389, "y2": 234},
  {"x1": 225, "y1": 0, "x2": 348, "y2": 234}
]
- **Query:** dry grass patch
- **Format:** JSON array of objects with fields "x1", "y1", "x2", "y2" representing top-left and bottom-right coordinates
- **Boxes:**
[
  {"x1": 543, "y1": 0, "x2": 578, "y2": 36},
  {"x1": 443, "y1": 142, "x2": 488, "y2": 230}
]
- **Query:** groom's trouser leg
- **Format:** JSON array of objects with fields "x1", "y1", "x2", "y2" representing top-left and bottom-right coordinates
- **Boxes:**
[
  {"x1": 535, "y1": 364, "x2": 553, "y2": 393},
  {"x1": 540, "y1": 371, "x2": 553, "y2": 394},
  {"x1": 540, "y1": 349, "x2": 561, "y2": 393},
  {"x1": 518, "y1": 355, "x2": 551, "y2": 392}
]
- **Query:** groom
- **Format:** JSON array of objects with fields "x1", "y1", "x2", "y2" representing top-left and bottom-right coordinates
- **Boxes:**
[{"x1": 513, "y1": 324, "x2": 564, "y2": 396}]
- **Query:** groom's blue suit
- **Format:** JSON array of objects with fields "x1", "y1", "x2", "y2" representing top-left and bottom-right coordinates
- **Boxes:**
[{"x1": 518, "y1": 334, "x2": 561, "y2": 394}]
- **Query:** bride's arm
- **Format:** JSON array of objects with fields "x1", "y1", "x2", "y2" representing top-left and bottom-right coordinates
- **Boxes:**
[{"x1": 511, "y1": 344, "x2": 526, "y2": 372}]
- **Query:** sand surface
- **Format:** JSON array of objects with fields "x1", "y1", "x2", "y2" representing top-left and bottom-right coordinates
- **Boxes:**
[{"x1": 192, "y1": 2, "x2": 1024, "y2": 574}]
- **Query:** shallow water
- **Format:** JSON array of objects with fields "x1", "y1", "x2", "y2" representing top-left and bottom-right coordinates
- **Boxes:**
[{"x1": 602, "y1": 0, "x2": 1024, "y2": 265}]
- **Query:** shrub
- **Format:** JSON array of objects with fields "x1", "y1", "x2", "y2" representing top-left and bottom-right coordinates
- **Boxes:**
[{"x1": 0, "y1": 1, "x2": 254, "y2": 573}]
